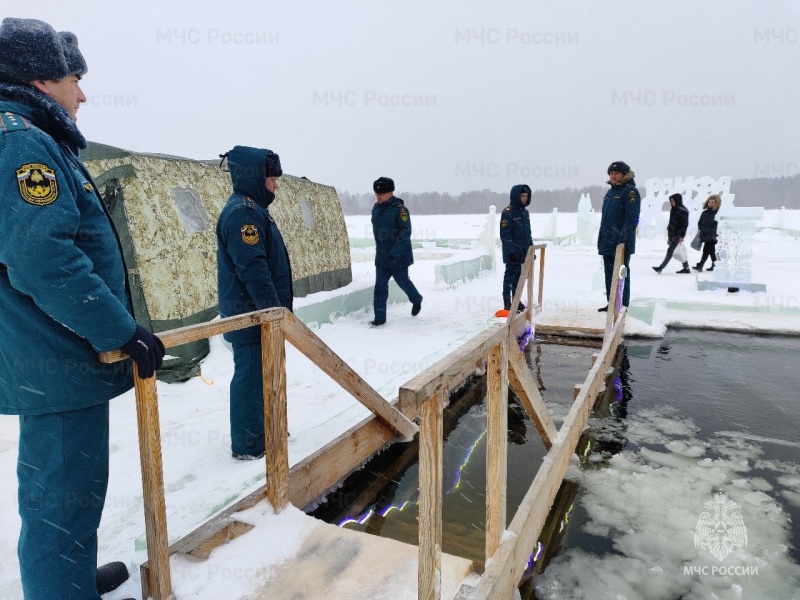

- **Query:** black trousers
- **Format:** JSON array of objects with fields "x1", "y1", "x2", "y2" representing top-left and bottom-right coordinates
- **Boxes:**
[{"x1": 699, "y1": 242, "x2": 717, "y2": 266}]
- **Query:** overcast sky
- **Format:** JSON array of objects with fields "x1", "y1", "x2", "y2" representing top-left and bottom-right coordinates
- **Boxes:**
[{"x1": 16, "y1": 1, "x2": 800, "y2": 195}]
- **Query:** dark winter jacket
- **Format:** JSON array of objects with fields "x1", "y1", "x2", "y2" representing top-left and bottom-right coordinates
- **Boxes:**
[
  {"x1": 372, "y1": 196, "x2": 414, "y2": 268},
  {"x1": 0, "y1": 86, "x2": 136, "y2": 415},
  {"x1": 500, "y1": 184, "x2": 533, "y2": 264},
  {"x1": 217, "y1": 145, "x2": 293, "y2": 345},
  {"x1": 666, "y1": 195, "x2": 690, "y2": 241},
  {"x1": 598, "y1": 171, "x2": 641, "y2": 255},
  {"x1": 697, "y1": 208, "x2": 719, "y2": 243}
]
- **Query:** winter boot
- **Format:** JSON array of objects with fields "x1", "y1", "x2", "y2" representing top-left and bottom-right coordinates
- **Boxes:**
[
  {"x1": 517, "y1": 302, "x2": 526, "y2": 312},
  {"x1": 652, "y1": 266, "x2": 663, "y2": 274},
  {"x1": 692, "y1": 261, "x2": 704, "y2": 272},
  {"x1": 706, "y1": 263, "x2": 715, "y2": 271},
  {"x1": 411, "y1": 302, "x2": 422, "y2": 316},
  {"x1": 503, "y1": 296, "x2": 511, "y2": 311},
  {"x1": 677, "y1": 263, "x2": 691, "y2": 274},
  {"x1": 96, "y1": 561, "x2": 129, "y2": 595}
]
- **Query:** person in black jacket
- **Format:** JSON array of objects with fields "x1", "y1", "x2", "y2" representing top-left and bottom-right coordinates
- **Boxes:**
[
  {"x1": 653, "y1": 193, "x2": 691, "y2": 274},
  {"x1": 693, "y1": 194, "x2": 721, "y2": 272},
  {"x1": 369, "y1": 177, "x2": 422, "y2": 326},
  {"x1": 216, "y1": 145, "x2": 292, "y2": 459},
  {"x1": 500, "y1": 184, "x2": 533, "y2": 310}
]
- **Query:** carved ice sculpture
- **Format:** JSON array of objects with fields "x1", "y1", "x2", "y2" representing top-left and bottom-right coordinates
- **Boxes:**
[
  {"x1": 542, "y1": 207, "x2": 558, "y2": 242},
  {"x1": 575, "y1": 193, "x2": 593, "y2": 245}
]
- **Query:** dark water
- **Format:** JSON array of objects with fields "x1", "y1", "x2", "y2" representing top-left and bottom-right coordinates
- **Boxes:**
[{"x1": 309, "y1": 330, "x2": 800, "y2": 596}]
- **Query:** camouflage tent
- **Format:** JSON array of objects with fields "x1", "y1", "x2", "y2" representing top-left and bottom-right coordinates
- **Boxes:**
[{"x1": 81, "y1": 142, "x2": 352, "y2": 382}]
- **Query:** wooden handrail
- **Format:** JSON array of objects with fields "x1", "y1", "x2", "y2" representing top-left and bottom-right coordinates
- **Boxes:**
[
  {"x1": 98, "y1": 308, "x2": 285, "y2": 363},
  {"x1": 399, "y1": 324, "x2": 508, "y2": 409},
  {"x1": 282, "y1": 311, "x2": 418, "y2": 440}
]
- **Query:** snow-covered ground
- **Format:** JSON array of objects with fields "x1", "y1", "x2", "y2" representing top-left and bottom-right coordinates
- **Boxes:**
[{"x1": 0, "y1": 211, "x2": 798, "y2": 599}]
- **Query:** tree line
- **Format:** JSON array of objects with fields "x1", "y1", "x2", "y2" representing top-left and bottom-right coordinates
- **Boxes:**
[{"x1": 338, "y1": 175, "x2": 800, "y2": 215}]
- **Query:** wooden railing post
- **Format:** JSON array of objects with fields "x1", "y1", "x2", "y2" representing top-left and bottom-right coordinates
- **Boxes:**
[
  {"x1": 134, "y1": 367, "x2": 173, "y2": 600},
  {"x1": 262, "y1": 318, "x2": 289, "y2": 512},
  {"x1": 418, "y1": 390, "x2": 444, "y2": 600},
  {"x1": 605, "y1": 244, "x2": 625, "y2": 337},
  {"x1": 537, "y1": 246, "x2": 546, "y2": 307},
  {"x1": 485, "y1": 340, "x2": 509, "y2": 559}
]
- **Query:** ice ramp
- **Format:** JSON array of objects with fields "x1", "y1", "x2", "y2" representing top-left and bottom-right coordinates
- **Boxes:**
[{"x1": 169, "y1": 501, "x2": 473, "y2": 600}]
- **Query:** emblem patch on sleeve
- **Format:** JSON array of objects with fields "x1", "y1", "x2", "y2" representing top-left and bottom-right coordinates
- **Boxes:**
[
  {"x1": 241, "y1": 224, "x2": 260, "y2": 245},
  {"x1": 628, "y1": 190, "x2": 638, "y2": 202},
  {"x1": 399, "y1": 210, "x2": 409, "y2": 222},
  {"x1": 16, "y1": 163, "x2": 58, "y2": 205},
  {"x1": 501, "y1": 219, "x2": 509, "y2": 227}
]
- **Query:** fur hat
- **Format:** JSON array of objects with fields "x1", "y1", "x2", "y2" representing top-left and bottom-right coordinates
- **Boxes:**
[
  {"x1": 265, "y1": 152, "x2": 282, "y2": 178},
  {"x1": 0, "y1": 18, "x2": 72, "y2": 84},
  {"x1": 373, "y1": 177, "x2": 395, "y2": 194},
  {"x1": 58, "y1": 31, "x2": 87, "y2": 77},
  {"x1": 607, "y1": 161, "x2": 631, "y2": 175}
]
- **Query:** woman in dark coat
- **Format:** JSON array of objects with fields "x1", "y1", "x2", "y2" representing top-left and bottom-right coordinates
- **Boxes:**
[{"x1": 693, "y1": 194, "x2": 721, "y2": 271}]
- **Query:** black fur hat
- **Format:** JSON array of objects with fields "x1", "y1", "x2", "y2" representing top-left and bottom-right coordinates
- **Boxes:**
[
  {"x1": 607, "y1": 161, "x2": 631, "y2": 175},
  {"x1": 373, "y1": 177, "x2": 395, "y2": 194},
  {"x1": 265, "y1": 152, "x2": 282, "y2": 178},
  {"x1": 0, "y1": 18, "x2": 71, "y2": 84},
  {"x1": 58, "y1": 31, "x2": 87, "y2": 77}
]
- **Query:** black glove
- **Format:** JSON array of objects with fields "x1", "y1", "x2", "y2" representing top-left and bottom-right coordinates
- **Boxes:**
[
  {"x1": 508, "y1": 253, "x2": 518, "y2": 263},
  {"x1": 121, "y1": 325, "x2": 165, "y2": 379}
]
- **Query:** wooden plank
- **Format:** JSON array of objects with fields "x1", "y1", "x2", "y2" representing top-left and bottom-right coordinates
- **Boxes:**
[
  {"x1": 400, "y1": 323, "x2": 507, "y2": 409},
  {"x1": 418, "y1": 390, "x2": 444, "y2": 600},
  {"x1": 99, "y1": 308, "x2": 285, "y2": 363},
  {"x1": 535, "y1": 324, "x2": 605, "y2": 337},
  {"x1": 507, "y1": 247, "x2": 535, "y2": 324},
  {"x1": 604, "y1": 244, "x2": 625, "y2": 336},
  {"x1": 282, "y1": 311, "x2": 418, "y2": 440},
  {"x1": 485, "y1": 341, "x2": 508, "y2": 559},
  {"x1": 262, "y1": 320, "x2": 289, "y2": 511},
  {"x1": 457, "y1": 309, "x2": 626, "y2": 600},
  {"x1": 537, "y1": 246, "x2": 546, "y2": 307},
  {"x1": 161, "y1": 409, "x2": 398, "y2": 570},
  {"x1": 573, "y1": 384, "x2": 582, "y2": 401},
  {"x1": 526, "y1": 254, "x2": 534, "y2": 323},
  {"x1": 506, "y1": 348, "x2": 557, "y2": 449},
  {"x1": 134, "y1": 368, "x2": 173, "y2": 600},
  {"x1": 186, "y1": 520, "x2": 255, "y2": 559}
]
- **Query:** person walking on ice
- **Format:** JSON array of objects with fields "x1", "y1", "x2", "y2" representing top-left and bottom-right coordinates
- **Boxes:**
[{"x1": 369, "y1": 176, "x2": 422, "y2": 326}]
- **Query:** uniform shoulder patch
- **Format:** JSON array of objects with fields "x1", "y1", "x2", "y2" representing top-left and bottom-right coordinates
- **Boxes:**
[
  {"x1": 241, "y1": 224, "x2": 260, "y2": 245},
  {"x1": 16, "y1": 163, "x2": 58, "y2": 206},
  {"x1": 503, "y1": 206, "x2": 511, "y2": 212},
  {"x1": 628, "y1": 190, "x2": 638, "y2": 202},
  {"x1": 399, "y1": 209, "x2": 409, "y2": 222},
  {"x1": 0, "y1": 112, "x2": 30, "y2": 133},
  {"x1": 501, "y1": 219, "x2": 509, "y2": 227}
]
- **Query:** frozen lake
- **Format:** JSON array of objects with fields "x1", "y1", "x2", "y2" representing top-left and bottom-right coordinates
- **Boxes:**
[{"x1": 312, "y1": 330, "x2": 800, "y2": 600}]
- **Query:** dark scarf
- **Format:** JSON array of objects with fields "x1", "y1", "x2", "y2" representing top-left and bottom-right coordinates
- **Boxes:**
[{"x1": 0, "y1": 82, "x2": 87, "y2": 153}]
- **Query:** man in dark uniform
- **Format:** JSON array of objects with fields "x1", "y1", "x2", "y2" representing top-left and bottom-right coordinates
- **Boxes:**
[
  {"x1": 369, "y1": 177, "x2": 422, "y2": 326},
  {"x1": 216, "y1": 145, "x2": 292, "y2": 459},
  {"x1": 500, "y1": 184, "x2": 533, "y2": 311},
  {"x1": 597, "y1": 161, "x2": 641, "y2": 311},
  {"x1": 0, "y1": 18, "x2": 163, "y2": 598}
]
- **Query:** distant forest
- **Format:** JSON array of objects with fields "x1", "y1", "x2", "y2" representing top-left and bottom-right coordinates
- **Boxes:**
[{"x1": 338, "y1": 175, "x2": 800, "y2": 215}]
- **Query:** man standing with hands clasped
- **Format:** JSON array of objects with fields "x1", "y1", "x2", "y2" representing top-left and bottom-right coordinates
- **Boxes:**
[
  {"x1": 0, "y1": 18, "x2": 163, "y2": 599},
  {"x1": 216, "y1": 145, "x2": 293, "y2": 460},
  {"x1": 597, "y1": 161, "x2": 641, "y2": 311},
  {"x1": 500, "y1": 183, "x2": 533, "y2": 311},
  {"x1": 369, "y1": 177, "x2": 423, "y2": 326}
]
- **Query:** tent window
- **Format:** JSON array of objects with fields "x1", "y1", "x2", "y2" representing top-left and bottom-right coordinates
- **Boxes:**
[
  {"x1": 173, "y1": 187, "x2": 211, "y2": 234},
  {"x1": 299, "y1": 198, "x2": 315, "y2": 229}
]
